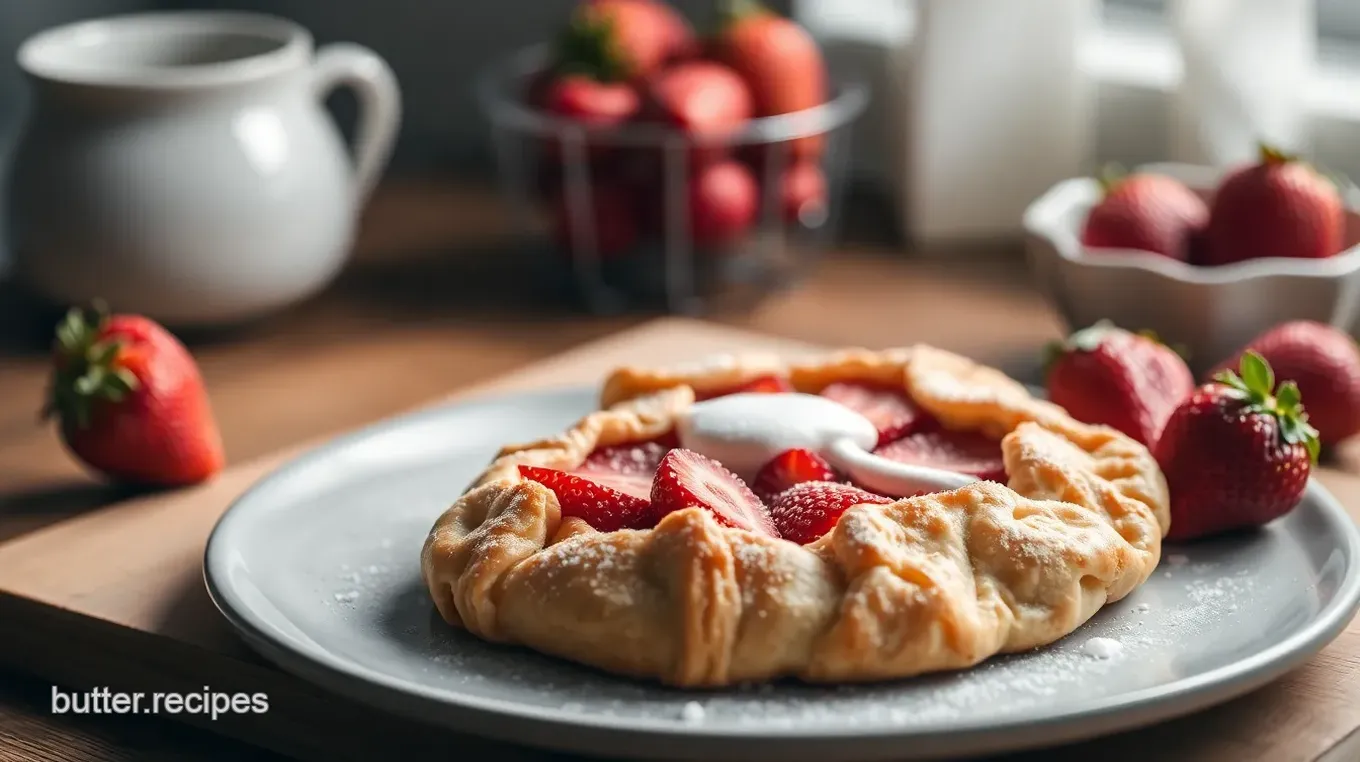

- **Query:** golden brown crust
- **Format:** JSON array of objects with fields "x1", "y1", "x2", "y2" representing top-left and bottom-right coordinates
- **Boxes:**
[
  {"x1": 601, "y1": 353, "x2": 786, "y2": 408},
  {"x1": 422, "y1": 347, "x2": 1170, "y2": 686}
]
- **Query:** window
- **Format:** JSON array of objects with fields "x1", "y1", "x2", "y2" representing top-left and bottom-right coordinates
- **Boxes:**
[{"x1": 1106, "y1": 0, "x2": 1360, "y2": 43}]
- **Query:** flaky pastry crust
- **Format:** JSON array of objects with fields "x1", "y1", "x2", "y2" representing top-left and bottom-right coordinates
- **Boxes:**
[{"x1": 421, "y1": 346, "x2": 1170, "y2": 686}]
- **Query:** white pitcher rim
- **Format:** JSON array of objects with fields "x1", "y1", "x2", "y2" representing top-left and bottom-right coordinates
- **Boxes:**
[{"x1": 17, "y1": 11, "x2": 314, "y2": 89}]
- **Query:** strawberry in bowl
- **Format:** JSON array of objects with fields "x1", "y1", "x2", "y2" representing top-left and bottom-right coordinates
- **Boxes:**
[
  {"x1": 1025, "y1": 152, "x2": 1360, "y2": 375},
  {"x1": 479, "y1": 0, "x2": 867, "y2": 313}
]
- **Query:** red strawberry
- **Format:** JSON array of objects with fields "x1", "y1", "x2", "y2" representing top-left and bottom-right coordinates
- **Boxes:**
[
  {"x1": 711, "y1": 0, "x2": 827, "y2": 161},
  {"x1": 874, "y1": 425, "x2": 1006, "y2": 482},
  {"x1": 41, "y1": 304, "x2": 224, "y2": 486},
  {"x1": 688, "y1": 160, "x2": 759, "y2": 246},
  {"x1": 729, "y1": 374, "x2": 793, "y2": 394},
  {"x1": 519, "y1": 465, "x2": 654, "y2": 531},
  {"x1": 1044, "y1": 321, "x2": 1195, "y2": 448},
  {"x1": 578, "y1": 439, "x2": 672, "y2": 476},
  {"x1": 645, "y1": 61, "x2": 753, "y2": 164},
  {"x1": 1186, "y1": 225, "x2": 1212, "y2": 266},
  {"x1": 540, "y1": 74, "x2": 641, "y2": 134},
  {"x1": 753, "y1": 448, "x2": 838, "y2": 502},
  {"x1": 695, "y1": 374, "x2": 793, "y2": 400},
  {"x1": 1211, "y1": 321, "x2": 1360, "y2": 446},
  {"x1": 1154, "y1": 352, "x2": 1318, "y2": 541},
  {"x1": 818, "y1": 381, "x2": 921, "y2": 446},
  {"x1": 549, "y1": 180, "x2": 640, "y2": 259},
  {"x1": 781, "y1": 160, "x2": 828, "y2": 227},
  {"x1": 650, "y1": 448, "x2": 777, "y2": 536},
  {"x1": 1204, "y1": 144, "x2": 1344, "y2": 266},
  {"x1": 769, "y1": 481, "x2": 891, "y2": 545},
  {"x1": 536, "y1": 73, "x2": 642, "y2": 171},
  {"x1": 573, "y1": 0, "x2": 696, "y2": 81},
  {"x1": 1080, "y1": 171, "x2": 1208, "y2": 261}
]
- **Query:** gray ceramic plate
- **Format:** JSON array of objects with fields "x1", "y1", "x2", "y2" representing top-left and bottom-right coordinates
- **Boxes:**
[{"x1": 205, "y1": 387, "x2": 1360, "y2": 761}]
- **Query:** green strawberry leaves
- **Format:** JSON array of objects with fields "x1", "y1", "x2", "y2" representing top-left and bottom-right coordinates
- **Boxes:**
[
  {"x1": 717, "y1": 0, "x2": 771, "y2": 25},
  {"x1": 1095, "y1": 163, "x2": 1126, "y2": 197},
  {"x1": 42, "y1": 301, "x2": 140, "y2": 431},
  {"x1": 1258, "y1": 142, "x2": 1300, "y2": 166},
  {"x1": 1239, "y1": 348, "x2": 1272, "y2": 393},
  {"x1": 1214, "y1": 350, "x2": 1320, "y2": 463},
  {"x1": 1042, "y1": 320, "x2": 1190, "y2": 379},
  {"x1": 1042, "y1": 320, "x2": 1126, "y2": 379},
  {"x1": 555, "y1": 8, "x2": 633, "y2": 83}
]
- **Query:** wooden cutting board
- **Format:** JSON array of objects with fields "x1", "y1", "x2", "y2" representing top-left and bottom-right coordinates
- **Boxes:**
[{"x1": 1, "y1": 318, "x2": 1359, "y2": 762}]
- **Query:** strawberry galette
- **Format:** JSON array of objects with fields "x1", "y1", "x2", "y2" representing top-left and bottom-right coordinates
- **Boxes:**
[{"x1": 421, "y1": 346, "x2": 1170, "y2": 686}]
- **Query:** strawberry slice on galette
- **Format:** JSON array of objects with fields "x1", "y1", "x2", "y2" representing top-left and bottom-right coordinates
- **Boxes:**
[
  {"x1": 423, "y1": 346, "x2": 1170, "y2": 689},
  {"x1": 515, "y1": 367, "x2": 1011, "y2": 545}
]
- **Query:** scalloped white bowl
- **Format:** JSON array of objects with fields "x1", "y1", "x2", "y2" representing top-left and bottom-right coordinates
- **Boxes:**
[{"x1": 1024, "y1": 162, "x2": 1360, "y2": 375}]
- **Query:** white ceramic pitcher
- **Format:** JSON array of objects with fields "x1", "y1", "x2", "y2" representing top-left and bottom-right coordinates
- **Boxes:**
[{"x1": 6, "y1": 12, "x2": 400, "y2": 326}]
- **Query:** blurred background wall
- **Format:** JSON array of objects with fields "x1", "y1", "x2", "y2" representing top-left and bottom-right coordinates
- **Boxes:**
[
  {"x1": 4, "y1": 0, "x2": 1360, "y2": 261},
  {"x1": 0, "y1": 0, "x2": 859, "y2": 275}
]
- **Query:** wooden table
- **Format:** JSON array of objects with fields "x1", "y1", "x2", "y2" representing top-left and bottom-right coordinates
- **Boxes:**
[{"x1": 1, "y1": 180, "x2": 1358, "y2": 762}]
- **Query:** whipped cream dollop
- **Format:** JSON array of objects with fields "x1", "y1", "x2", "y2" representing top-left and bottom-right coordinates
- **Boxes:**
[
  {"x1": 677, "y1": 393, "x2": 877, "y2": 481},
  {"x1": 676, "y1": 392, "x2": 978, "y2": 497}
]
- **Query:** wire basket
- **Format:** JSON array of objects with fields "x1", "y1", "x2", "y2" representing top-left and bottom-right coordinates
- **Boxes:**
[{"x1": 477, "y1": 45, "x2": 870, "y2": 314}]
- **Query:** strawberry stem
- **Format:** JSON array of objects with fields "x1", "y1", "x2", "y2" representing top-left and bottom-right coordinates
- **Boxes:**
[
  {"x1": 554, "y1": 6, "x2": 632, "y2": 82},
  {"x1": 1043, "y1": 320, "x2": 1122, "y2": 379},
  {"x1": 1065, "y1": 319, "x2": 1121, "y2": 353},
  {"x1": 42, "y1": 302, "x2": 140, "y2": 431},
  {"x1": 1096, "y1": 163, "x2": 1126, "y2": 196},
  {"x1": 717, "y1": 0, "x2": 771, "y2": 26},
  {"x1": 1258, "y1": 142, "x2": 1299, "y2": 166},
  {"x1": 1213, "y1": 350, "x2": 1320, "y2": 463}
]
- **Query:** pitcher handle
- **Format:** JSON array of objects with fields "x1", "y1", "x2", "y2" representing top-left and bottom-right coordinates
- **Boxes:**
[{"x1": 311, "y1": 43, "x2": 401, "y2": 206}]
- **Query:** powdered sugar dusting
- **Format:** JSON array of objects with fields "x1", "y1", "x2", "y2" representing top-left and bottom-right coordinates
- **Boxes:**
[
  {"x1": 224, "y1": 384, "x2": 1347, "y2": 751},
  {"x1": 402, "y1": 531, "x2": 1300, "y2": 732},
  {"x1": 1082, "y1": 637, "x2": 1123, "y2": 659}
]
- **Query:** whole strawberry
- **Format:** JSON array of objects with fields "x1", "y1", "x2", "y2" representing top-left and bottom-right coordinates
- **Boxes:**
[
  {"x1": 1080, "y1": 170, "x2": 1208, "y2": 261},
  {"x1": 1211, "y1": 321, "x2": 1360, "y2": 446},
  {"x1": 568, "y1": 0, "x2": 695, "y2": 82},
  {"x1": 710, "y1": 0, "x2": 827, "y2": 161},
  {"x1": 1204, "y1": 143, "x2": 1344, "y2": 266},
  {"x1": 687, "y1": 159, "x2": 759, "y2": 246},
  {"x1": 1045, "y1": 321, "x2": 1195, "y2": 448},
  {"x1": 644, "y1": 61, "x2": 753, "y2": 162},
  {"x1": 1154, "y1": 352, "x2": 1318, "y2": 541},
  {"x1": 42, "y1": 304, "x2": 224, "y2": 486}
]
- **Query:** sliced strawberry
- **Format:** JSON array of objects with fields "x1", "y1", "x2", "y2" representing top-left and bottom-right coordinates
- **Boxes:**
[
  {"x1": 571, "y1": 470, "x2": 653, "y2": 501},
  {"x1": 819, "y1": 381, "x2": 921, "y2": 446},
  {"x1": 874, "y1": 426, "x2": 1006, "y2": 482},
  {"x1": 651, "y1": 448, "x2": 778, "y2": 536},
  {"x1": 519, "y1": 465, "x2": 654, "y2": 531},
  {"x1": 752, "y1": 448, "x2": 838, "y2": 503},
  {"x1": 578, "y1": 439, "x2": 672, "y2": 477},
  {"x1": 696, "y1": 374, "x2": 793, "y2": 401},
  {"x1": 769, "y1": 481, "x2": 892, "y2": 545}
]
